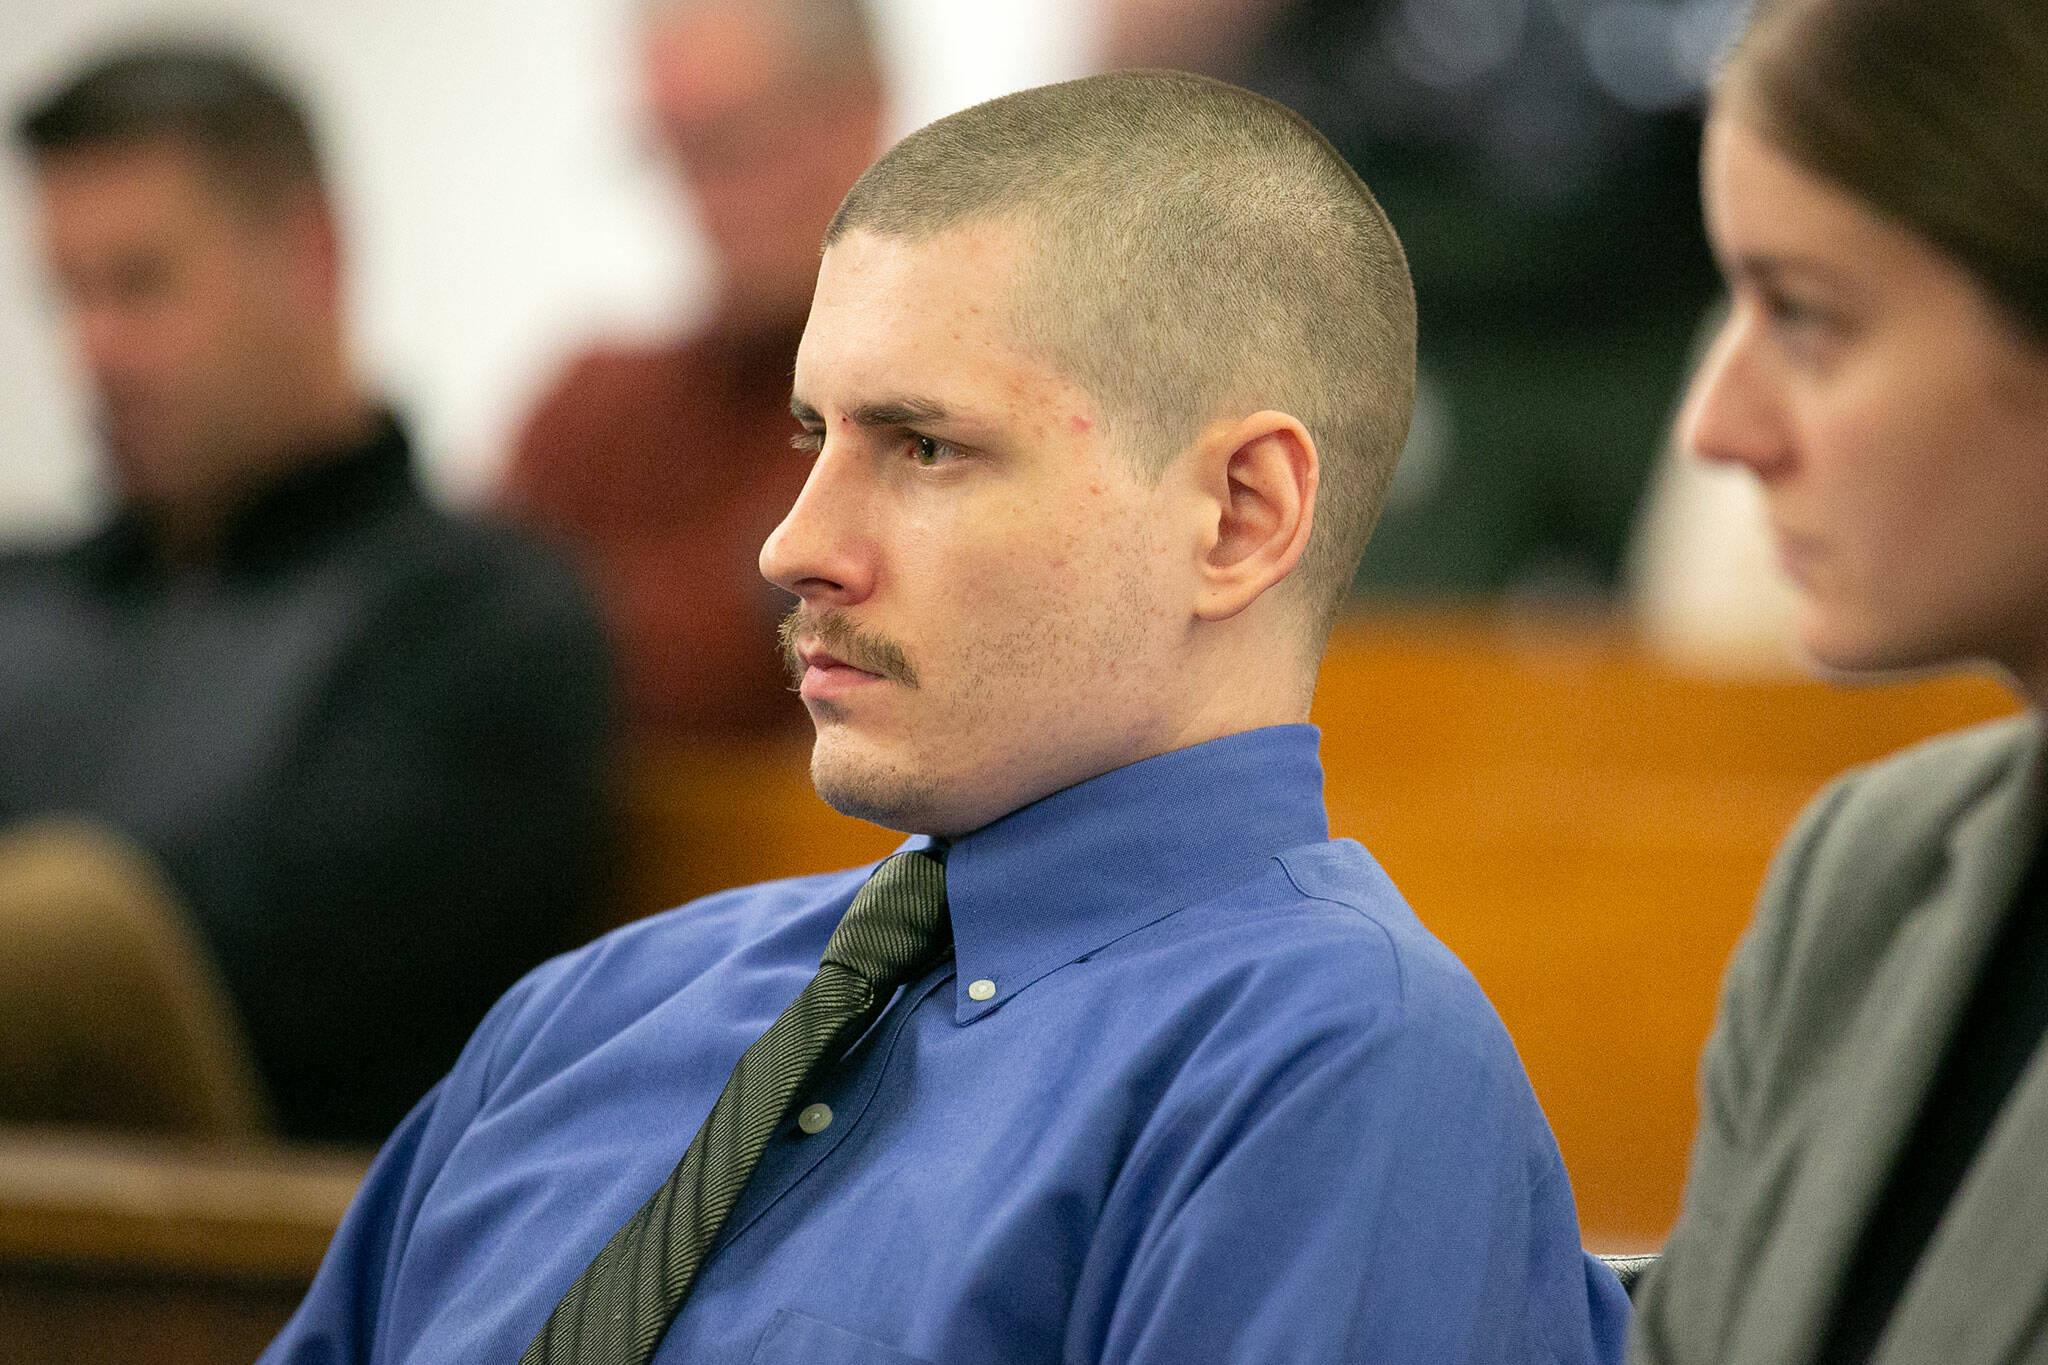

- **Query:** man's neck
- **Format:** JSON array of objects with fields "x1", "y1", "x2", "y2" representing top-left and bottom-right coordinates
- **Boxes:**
[
  {"x1": 1176, "y1": 634, "x2": 1319, "y2": 743},
  {"x1": 142, "y1": 395, "x2": 377, "y2": 573}
]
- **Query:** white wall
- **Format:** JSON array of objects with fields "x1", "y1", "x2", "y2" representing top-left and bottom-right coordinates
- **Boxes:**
[{"x1": 0, "y1": 0, "x2": 1093, "y2": 541}]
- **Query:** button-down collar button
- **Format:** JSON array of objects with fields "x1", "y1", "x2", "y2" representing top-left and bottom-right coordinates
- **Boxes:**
[
  {"x1": 968, "y1": 979, "x2": 996, "y2": 1002},
  {"x1": 797, "y1": 1102, "x2": 833, "y2": 1135}
]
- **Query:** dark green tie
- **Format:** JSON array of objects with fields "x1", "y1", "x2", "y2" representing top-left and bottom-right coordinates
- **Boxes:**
[{"x1": 522, "y1": 850, "x2": 951, "y2": 1365}]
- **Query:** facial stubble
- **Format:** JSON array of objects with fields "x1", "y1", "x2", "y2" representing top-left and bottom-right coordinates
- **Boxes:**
[{"x1": 778, "y1": 604, "x2": 941, "y2": 829}]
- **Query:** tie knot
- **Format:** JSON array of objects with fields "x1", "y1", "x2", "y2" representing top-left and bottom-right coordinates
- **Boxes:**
[{"x1": 822, "y1": 850, "x2": 951, "y2": 988}]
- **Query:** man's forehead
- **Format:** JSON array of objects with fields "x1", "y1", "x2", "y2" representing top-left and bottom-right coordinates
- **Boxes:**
[
  {"x1": 39, "y1": 137, "x2": 199, "y2": 192},
  {"x1": 792, "y1": 219, "x2": 1111, "y2": 442},
  {"x1": 36, "y1": 138, "x2": 263, "y2": 237},
  {"x1": 815, "y1": 222, "x2": 1024, "y2": 302},
  {"x1": 798, "y1": 228, "x2": 1017, "y2": 374}
]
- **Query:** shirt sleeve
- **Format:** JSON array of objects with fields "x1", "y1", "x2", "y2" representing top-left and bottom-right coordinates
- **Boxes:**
[
  {"x1": 258, "y1": 966, "x2": 547, "y2": 1365},
  {"x1": 1073, "y1": 985, "x2": 1628, "y2": 1365}
]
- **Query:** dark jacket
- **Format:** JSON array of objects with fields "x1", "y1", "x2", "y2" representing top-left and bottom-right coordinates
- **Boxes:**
[{"x1": 0, "y1": 413, "x2": 617, "y2": 1142}]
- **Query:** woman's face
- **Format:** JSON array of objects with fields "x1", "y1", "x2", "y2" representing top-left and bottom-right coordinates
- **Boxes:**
[{"x1": 1688, "y1": 115, "x2": 2048, "y2": 693}]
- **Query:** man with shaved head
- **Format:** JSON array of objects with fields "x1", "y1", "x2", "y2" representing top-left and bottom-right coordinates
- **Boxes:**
[{"x1": 267, "y1": 72, "x2": 1627, "y2": 1365}]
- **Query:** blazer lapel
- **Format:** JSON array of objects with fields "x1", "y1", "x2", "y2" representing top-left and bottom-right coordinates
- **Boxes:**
[
  {"x1": 1874, "y1": 743, "x2": 2048, "y2": 1365},
  {"x1": 1878, "y1": 1046, "x2": 2048, "y2": 1365},
  {"x1": 1732, "y1": 732, "x2": 2044, "y2": 1365}
]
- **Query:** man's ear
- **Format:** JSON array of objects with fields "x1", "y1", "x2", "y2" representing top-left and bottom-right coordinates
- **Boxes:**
[{"x1": 1189, "y1": 410, "x2": 1317, "y2": 622}]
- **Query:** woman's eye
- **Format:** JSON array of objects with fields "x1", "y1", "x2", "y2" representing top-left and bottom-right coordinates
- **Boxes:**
[
  {"x1": 1764, "y1": 291, "x2": 1835, "y2": 337},
  {"x1": 1768, "y1": 295, "x2": 1818, "y2": 329},
  {"x1": 1761, "y1": 291, "x2": 1847, "y2": 364}
]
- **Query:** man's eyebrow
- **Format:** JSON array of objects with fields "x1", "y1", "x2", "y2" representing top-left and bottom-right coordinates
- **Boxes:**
[
  {"x1": 787, "y1": 395, "x2": 954, "y2": 428},
  {"x1": 850, "y1": 397, "x2": 952, "y2": 428}
]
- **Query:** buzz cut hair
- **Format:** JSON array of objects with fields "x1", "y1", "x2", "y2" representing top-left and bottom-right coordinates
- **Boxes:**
[
  {"x1": 825, "y1": 69, "x2": 1417, "y2": 636},
  {"x1": 14, "y1": 41, "x2": 325, "y2": 214}
]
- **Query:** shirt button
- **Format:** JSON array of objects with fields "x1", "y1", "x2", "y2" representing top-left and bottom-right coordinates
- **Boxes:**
[
  {"x1": 797, "y1": 1103, "x2": 833, "y2": 1135},
  {"x1": 968, "y1": 979, "x2": 996, "y2": 1002}
]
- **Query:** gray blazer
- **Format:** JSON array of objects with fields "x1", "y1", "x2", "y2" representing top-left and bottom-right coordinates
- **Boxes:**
[{"x1": 1631, "y1": 713, "x2": 2046, "y2": 1365}]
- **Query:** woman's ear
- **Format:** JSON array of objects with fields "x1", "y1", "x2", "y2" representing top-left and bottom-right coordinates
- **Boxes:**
[{"x1": 1191, "y1": 410, "x2": 1317, "y2": 622}]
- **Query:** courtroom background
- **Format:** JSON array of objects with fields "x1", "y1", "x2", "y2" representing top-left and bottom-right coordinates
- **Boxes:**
[{"x1": 0, "y1": 1, "x2": 2021, "y2": 1359}]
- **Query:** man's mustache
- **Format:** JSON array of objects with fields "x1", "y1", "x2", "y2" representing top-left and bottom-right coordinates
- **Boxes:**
[{"x1": 778, "y1": 607, "x2": 919, "y2": 689}]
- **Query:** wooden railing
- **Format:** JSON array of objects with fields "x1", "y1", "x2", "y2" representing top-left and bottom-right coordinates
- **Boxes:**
[{"x1": 0, "y1": 1127, "x2": 370, "y2": 1362}]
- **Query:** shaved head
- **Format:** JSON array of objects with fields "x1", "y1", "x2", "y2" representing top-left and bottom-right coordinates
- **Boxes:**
[{"x1": 826, "y1": 69, "x2": 1416, "y2": 634}]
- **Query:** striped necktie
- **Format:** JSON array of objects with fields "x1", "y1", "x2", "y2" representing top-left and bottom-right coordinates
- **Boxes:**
[{"x1": 523, "y1": 849, "x2": 951, "y2": 1364}]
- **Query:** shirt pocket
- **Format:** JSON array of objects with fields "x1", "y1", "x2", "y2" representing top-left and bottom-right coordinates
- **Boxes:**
[{"x1": 750, "y1": 1308, "x2": 935, "y2": 1365}]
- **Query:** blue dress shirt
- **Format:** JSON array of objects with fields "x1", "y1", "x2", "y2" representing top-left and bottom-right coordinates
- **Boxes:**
[{"x1": 264, "y1": 725, "x2": 1627, "y2": 1364}]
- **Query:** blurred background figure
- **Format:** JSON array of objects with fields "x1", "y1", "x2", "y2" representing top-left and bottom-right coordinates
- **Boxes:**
[
  {"x1": 0, "y1": 43, "x2": 616, "y2": 1145},
  {"x1": 1108, "y1": 0, "x2": 1738, "y2": 602},
  {"x1": 500, "y1": 0, "x2": 887, "y2": 738}
]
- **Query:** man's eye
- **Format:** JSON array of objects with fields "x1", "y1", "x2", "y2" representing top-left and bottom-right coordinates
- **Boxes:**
[
  {"x1": 790, "y1": 430, "x2": 824, "y2": 453},
  {"x1": 910, "y1": 435, "x2": 955, "y2": 466}
]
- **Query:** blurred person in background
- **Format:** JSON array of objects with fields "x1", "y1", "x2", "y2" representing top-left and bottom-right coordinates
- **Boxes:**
[
  {"x1": 1108, "y1": 0, "x2": 1733, "y2": 600},
  {"x1": 1625, "y1": 1, "x2": 2048, "y2": 1361},
  {"x1": 0, "y1": 43, "x2": 616, "y2": 1145},
  {"x1": 501, "y1": 0, "x2": 885, "y2": 737}
]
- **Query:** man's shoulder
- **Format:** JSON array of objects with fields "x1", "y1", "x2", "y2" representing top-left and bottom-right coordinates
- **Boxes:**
[
  {"x1": 1276, "y1": 838, "x2": 1499, "y2": 1007},
  {"x1": 1101, "y1": 840, "x2": 1555, "y2": 1179},
  {"x1": 0, "y1": 536, "x2": 85, "y2": 596},
  {"x1": 341, "y1": 490, "x2": 602, "y2": 630},
  {"x1": 481, "y1": 864, "x2": 879, "y2": 1050},
  {"x1": 1159, "y1": 839, "x2": 1522, "y2": 1065}
]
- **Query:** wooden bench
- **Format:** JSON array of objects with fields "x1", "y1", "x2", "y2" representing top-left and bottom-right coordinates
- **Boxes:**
[
  {"x1": 0, "y1": 1127, "x2": 369, "y2": 1362},
  {"x1": 622, "y1": 609, "x2": 2020, "y2": 1246}
]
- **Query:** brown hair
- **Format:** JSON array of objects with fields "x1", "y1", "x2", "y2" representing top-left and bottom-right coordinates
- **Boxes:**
[
  {"x1": 826, "y1": 70, "x2": 1416, "y2": 636},
  {"x1": 15, "y1": 42, "x2": 324, "y2": 213},
  {"x1": 1720, "y1": 0, "x2": 2048, "y2": 337}
]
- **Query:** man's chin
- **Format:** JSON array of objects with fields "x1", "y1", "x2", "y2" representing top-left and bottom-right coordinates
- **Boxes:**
[{"x1": 809, "y1": 737, "x2": 939, "y2": 834}]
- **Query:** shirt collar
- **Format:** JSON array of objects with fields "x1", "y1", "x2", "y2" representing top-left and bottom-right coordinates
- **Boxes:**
[{"x1": 906, "y1": 724, "x2": 1329, "y2": 1023}]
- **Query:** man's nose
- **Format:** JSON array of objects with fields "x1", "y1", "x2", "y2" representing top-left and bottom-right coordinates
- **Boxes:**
[
  {"x1": 1681, "y1": 312, "x2": 1795, "y2": 482},
  {"x1": 760, "y1": 440, "x2": 876, "y2": 605}
]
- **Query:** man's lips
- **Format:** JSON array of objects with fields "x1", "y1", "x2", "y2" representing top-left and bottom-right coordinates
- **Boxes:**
[
  {"x1": 796, "y1": 642, "x2": 881, "y2": 674},
  {"x1": 795, "y1": 642, "x2": 886, "y2": 700}
]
